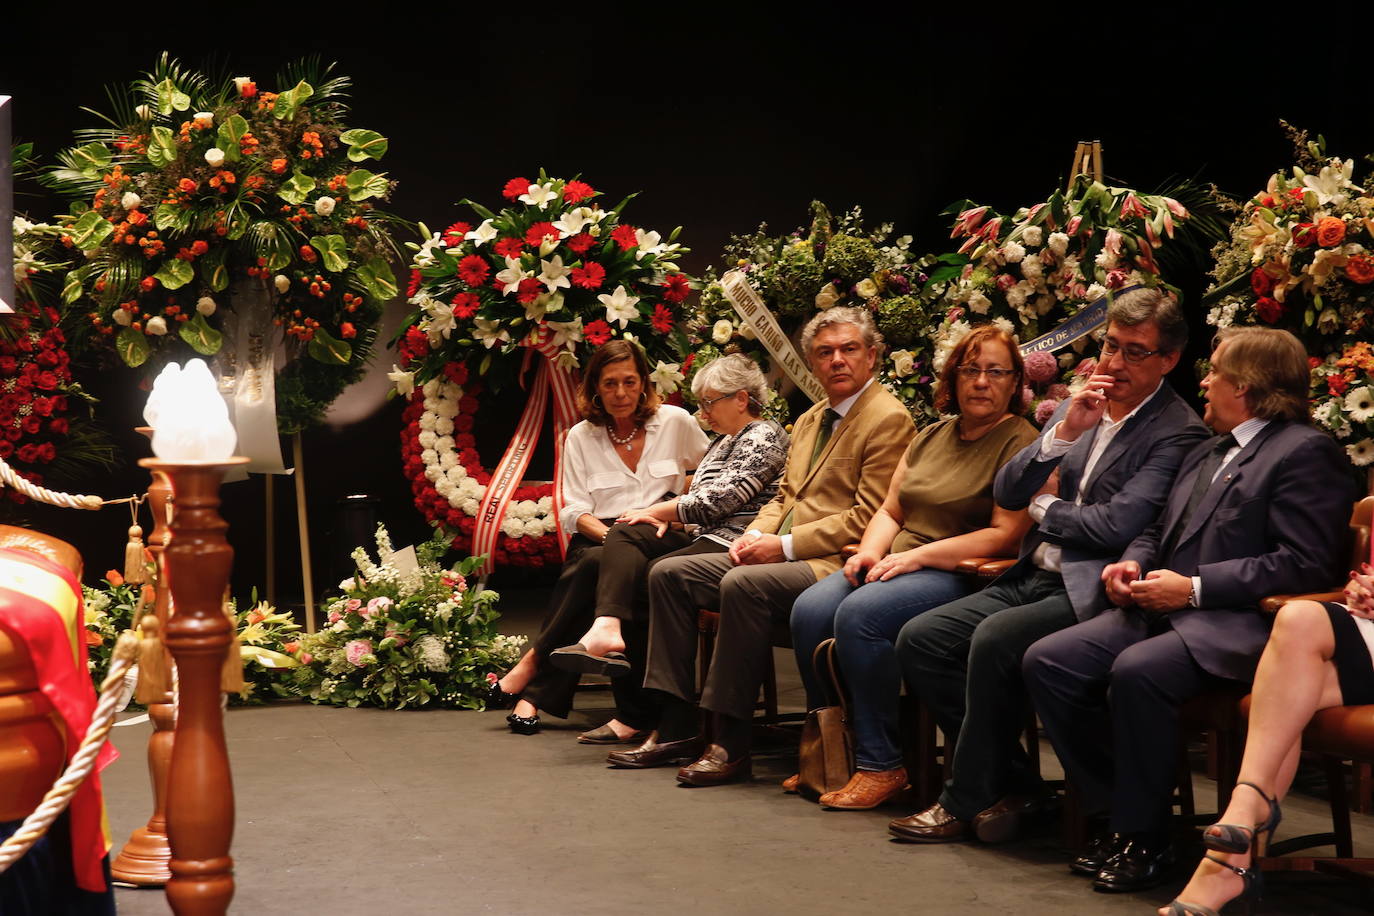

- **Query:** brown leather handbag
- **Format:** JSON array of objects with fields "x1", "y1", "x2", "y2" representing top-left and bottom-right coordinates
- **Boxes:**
[{"x1": 797, "y1": 637, "x2": 855, "y2": 801}]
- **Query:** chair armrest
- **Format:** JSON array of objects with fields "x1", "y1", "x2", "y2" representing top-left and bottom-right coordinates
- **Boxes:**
[
  {"x1": 955, "y1": 557, "x2": 1017, "y2": 579},
  {"x1": 841, "y1": 544, "x2": 859, "y2": 559},
  {"x1": 1258, "y1": 591, "x2": 1344, "y2": 615}
]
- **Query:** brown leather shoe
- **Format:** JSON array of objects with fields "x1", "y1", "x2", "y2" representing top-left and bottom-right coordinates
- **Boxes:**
[
  {"x1": 819, "y1": 767, "x2": 908, "y2": 810},
  {"x1": 781, "y1": 773, "x2": 800, "y2": 793},
  {"x1": 606, "y1": 731, "x2": 704, "y2": 769},
  {"x1": 676, "y1": 743, "x2": 751, "y2": 786},
  {"x1": 972, "y1": 793, "x2": 1045, "y2": 844},
  {"x1": 888, "y1": 802, "x2": 971, "y2": 843}
]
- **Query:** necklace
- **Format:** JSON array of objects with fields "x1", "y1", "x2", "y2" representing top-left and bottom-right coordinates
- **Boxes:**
[{"x1": 607, "y1": 424, "x2": 640, "y2": 451}]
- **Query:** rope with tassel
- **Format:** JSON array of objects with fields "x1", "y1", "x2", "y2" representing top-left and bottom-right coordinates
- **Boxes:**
[{"x1": 0, "y1": 630, "x2": 140, "y2": 874}]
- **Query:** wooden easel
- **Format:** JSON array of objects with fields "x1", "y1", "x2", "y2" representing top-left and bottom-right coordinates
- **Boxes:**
[{"x1": 1067, "y1": 140, "x2": 1105, "y2": 189}]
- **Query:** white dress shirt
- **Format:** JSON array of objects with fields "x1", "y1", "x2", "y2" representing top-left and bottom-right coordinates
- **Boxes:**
[{"x1": 558, "y1": 404, "x2": 710, "y2": 535}]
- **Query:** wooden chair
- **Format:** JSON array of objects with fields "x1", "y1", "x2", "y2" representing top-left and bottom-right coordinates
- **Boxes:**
[{"x1": 697, "y1": 609, "x2": 789, "y2": 724}]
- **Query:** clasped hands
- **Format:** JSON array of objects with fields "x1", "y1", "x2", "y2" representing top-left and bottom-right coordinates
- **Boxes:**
[
  {"x1": 729, "y1": 530, "x2": 785, "y2": 565},
  {"x1": 1102, "y1": 560, "x2": 1192, "y2": 613},
  {"x1": 843, "y1": 547, "x2": 923, "y2": 585},
  {"x1": 1345, "y1": 563, "x2": 1374, "y2": 620}
]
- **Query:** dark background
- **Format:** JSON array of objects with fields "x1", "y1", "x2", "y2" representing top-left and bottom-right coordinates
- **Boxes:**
[{"x1": 4, "y1": 9, "x2": 1373, "y2": 602}]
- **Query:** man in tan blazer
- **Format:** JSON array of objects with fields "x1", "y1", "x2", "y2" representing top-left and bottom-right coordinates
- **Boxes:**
[{"x1": 609, "y1": 306, "x2": 915, "y2": 784}]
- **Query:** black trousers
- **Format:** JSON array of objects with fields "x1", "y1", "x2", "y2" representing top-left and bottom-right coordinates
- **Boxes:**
[
  {"x1": 521, "y1": 524, "x2": 721, "y2": 728},
  {"x1": 1023, "y1": 607, "x2": 1232, "y2": 836}
]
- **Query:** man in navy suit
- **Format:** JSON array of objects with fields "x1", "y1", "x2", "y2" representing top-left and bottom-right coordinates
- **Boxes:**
[
  {"x1": 1024, "y1": 326, "x2": 1355, "y2": 893},
  {"x1": 887, "y1": 289, "x2": 1208, "y2": 843}
]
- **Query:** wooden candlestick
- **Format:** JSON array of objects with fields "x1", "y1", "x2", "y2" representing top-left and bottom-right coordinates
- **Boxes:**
[
  {"x1": 111, "y1": 427, "x2": 175, "y2": 886},
  {"x1": 140, "y1": 456, "x2": 248, "y2": 916}
]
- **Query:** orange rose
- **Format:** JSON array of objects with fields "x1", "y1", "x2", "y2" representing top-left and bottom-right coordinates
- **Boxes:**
[
  {"x1": 1316, "y1": 216, "x2": 1346, "y2": 247},
  {"x1": 1346, "y1": 254, "x2": 1374, "y2": 285},
  {"x1": 105, "y1": 569, "x2": 125, "y2": 586}
]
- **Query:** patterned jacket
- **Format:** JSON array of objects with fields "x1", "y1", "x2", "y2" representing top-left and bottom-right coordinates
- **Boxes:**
[{"x1": 676, "y1": 419, "x2": 789, "y2": 543}]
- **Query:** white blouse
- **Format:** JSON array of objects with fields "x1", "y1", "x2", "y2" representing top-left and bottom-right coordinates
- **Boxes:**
[{"x1": 558, "y1": 404, "x2": 711, "y2": 534}]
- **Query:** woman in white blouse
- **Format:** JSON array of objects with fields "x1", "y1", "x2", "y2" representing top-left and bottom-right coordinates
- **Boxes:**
[{"x1": 488, "y1": 340, "x2": 709, "y2": 734}]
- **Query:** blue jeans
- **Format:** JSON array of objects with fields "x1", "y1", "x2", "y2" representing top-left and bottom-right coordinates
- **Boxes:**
[{"x1": 791, "y1": 568, "x2": 971, "y2": 770}]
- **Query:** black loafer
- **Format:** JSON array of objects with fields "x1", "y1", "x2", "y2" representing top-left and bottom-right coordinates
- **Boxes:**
[
  {"x1": 1092, "y1": 836, "x2": 1174, "y2": 893},
  {"x1": 606, "y1": 732, "x2": 704, "y2": 769},
  {"x1": 506, "y1": 712, "x2": 540, "y2": 735},
  {"x1": 1071, "y1": 832, "x2": 1125, "y2": 877}
]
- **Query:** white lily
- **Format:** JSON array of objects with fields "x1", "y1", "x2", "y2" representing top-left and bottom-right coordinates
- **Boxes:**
[
  {"x1": 414, "y1": 232, "x2": 445, "y2": 268},
  {"x1": 423, "y1": 299, "x2": 457, "y2": 339},
  {"x1": 649, "y1": 361, "x2": 684, "y2": 395},
  {"x1": 546, "y1": 317, "x2": 583, "y2": 349},
  {"x1": 465, "y1": 219, "x2": 499, "y2": 247},
  {"x1": 388, "y1": 365, "x2": 416, "y2": 397},
  {"x1": 633, "y1": 228, "x2": 666, "y2": 261},
  {"x1": 553, "y1": 209, "x2": 590, "y2": 238},
  {"x1": 495, "y1": 256, "x2": 530, "y2": 295},
  {"x1": 473, "y1": 318, "x2": 511, "y2": 349},
  {"x1": 528, "y1": 291, "x2": 564, "y2": 323},
  {"x1": 582, "y1": 207, "x2": 608, "y2": 223},
  {"x1": 518, "y1": 181, "x2": 557, "y2": 209},
  {"x1": 538, "y1": 255, "x2": 572, "y2": 293},
  {"x1": 598, "y1": 285, "x2": 641, "y2": 327},
  {"x1": 1303, "y1": 159, "x2": 1357, "y2": 207}
]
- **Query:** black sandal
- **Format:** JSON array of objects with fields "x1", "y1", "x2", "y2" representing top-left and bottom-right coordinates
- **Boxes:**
[
  {"x1": 1166, "y1": 851, "x2": 1262, "y2": 916},
  {"x1": 547, "y1": 642, "x2": 632, "y2": 678}
]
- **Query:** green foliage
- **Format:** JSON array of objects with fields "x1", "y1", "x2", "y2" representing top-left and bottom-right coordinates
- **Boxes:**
[{"x1": 821, "y1": 233, "x2": 879, "y2": 287}]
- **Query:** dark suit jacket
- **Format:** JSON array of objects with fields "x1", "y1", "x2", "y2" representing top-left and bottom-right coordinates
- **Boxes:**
[
  {"x1": 995, "y1": 384, "x2": 1208, "y2": 621},
  {"x1": 1121, "y1": 420, "x2": 1356, "y2": 681}
]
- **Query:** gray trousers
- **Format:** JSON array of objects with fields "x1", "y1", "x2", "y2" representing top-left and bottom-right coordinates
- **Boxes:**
[{"x1": 644, "y1": 551, "x2": 815, "y2": 722}]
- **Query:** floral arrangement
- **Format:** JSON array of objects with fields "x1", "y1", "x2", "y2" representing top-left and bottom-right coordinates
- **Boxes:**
[
  {"x1": 82, "y1": 571, "x2": 144, "y2": 686},
  {"x1": 1204, "y1": 126, "x2": 1374, "y2": 468},
  {"x1": 44, "y1": 54, "x2": 399, "y2": 433},
  {"x1": 391, "y1": 173, "x2": 691, "y2": 563},
  {"x1": 289, "y1": 525, "x2": 524, "y2": 709},
  {"x1": 688, "y1": 202, "x2": 945, "y2": 424}
]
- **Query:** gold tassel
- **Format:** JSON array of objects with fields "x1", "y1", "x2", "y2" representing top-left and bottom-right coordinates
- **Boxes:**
[
  {"x1": 220, "y1": 596, "x2": 245, "y2": 694},
  {"x1": 124, "y1": 524, "x2": 148, "y2": 585},
  {"x1": 135, "y1": 610, "x2": 171, "y2": 704}
]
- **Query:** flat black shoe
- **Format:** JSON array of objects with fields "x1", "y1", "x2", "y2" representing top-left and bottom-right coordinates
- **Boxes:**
[
  {"x1": 486, "y1": 676, "x2": 519, "y2": 710},
  {"x1": 548, "y1": 643, "x2": 632, "y2": 678},
  {"x1": 1071, "y1": 832, "x2": 1125, "y2": 877},
  {"x1": 1092, "y1": 836, "x2": 1174, "y2": 893},
  {"x1": 506, "y1": 712, "x2": 540, "y2": 735}
]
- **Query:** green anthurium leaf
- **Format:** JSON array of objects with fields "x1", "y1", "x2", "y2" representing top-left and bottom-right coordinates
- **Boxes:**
[
  {"x1": 178, "y1": 312, "x2": 223, "y2": 355},
  {"x1": 116, "y1": 328, "x2": 151, "y2": 367},
  {"x1": 355, "y1": 256, "x2": 398, "y2": 301},
  {"x1": 71, "y1": 142, "x2": 112, "y2": 178},
  {"x1": 339, "y1": 128, "x2": 388, "y2": 162},
  {"x1": 310, "y1": 234, "x2": 349, "y2": 273},
  {"x1": 306, "y1": 327, "x2": 352, "y2": 365},
  {"x1": 199, "y1": 247, "x2": 229, "y2": 292},
  {"x1": 153, "y1": 78, "x2": 191, "y2": 115},
  {"x1": 61, "y1": 266, "x2": 90, "y2": 304},
  {"x1": 273, "y1": 80, "x2": 314, "y2": 121},
  {"x1": 345, "y1": 169, "x2": 389, "y2": 202},
  {"x1": 154, "y1": 201, "x2": 191, "y2": 233},
  {"x1": 278, "y1": 170, "x2": 316, "y2": 206},
  {"x1": 216, "y1": 114, "x2": 249, "y2": 163},
  {"x1": 147, "y1": 126, "x2": 177, "y2": 168},
  {"x1": 153, "y1": 258, "x2": 194, "y2": 290},
  {"x1": 70, "y1": 210, "x2": 113, "y2": 250}
]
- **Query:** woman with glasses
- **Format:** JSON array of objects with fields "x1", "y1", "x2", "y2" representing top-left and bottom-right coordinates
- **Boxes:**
[
  {"x1": 787, "y1": 324, "x2": 1038, "y2": 807},
  {"x1": 541, "y1": 353, "x2": 789, "y2": 743}
]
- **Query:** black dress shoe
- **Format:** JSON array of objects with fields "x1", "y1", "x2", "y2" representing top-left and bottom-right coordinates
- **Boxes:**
[
  {"x1": 606, "y1": 732, "x2": 704, "y2": 769},
  {"x1": 1092, "y1": 836, "x2": 1175, "y2": 893},
  {"x1": 505, "y1": 712, "x2": 540, "y2": 735},
  {"x1": 1070, "y1": 832, "x2": 1125, "y2": 877},
  {"x1": 486, "y1": 677, "x2": 519, "y2": 710}
]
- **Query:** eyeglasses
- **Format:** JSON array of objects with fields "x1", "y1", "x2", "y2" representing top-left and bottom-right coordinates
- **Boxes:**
[
  {"x1": 1100, "y1": 338, "x2": 1163, "y2": 364},
  {"x1": 698, "y1": 391, "x2": 740, "y2": 410},
  {"x1": 956, "y1": 366, "x2": 1017, "y2": 381}
]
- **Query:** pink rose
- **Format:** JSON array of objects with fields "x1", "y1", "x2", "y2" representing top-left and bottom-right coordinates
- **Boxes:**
[
  {"x1": 366, "y1": 597, "x2": 393, "y2": 616},
  {"x1": 300, "y1": 652, "x2": 314, "y2": 665},
  {"x1": 452, "y1": 576, "x2": 467, "y2": 594},
  {"x1": 345, "y1": 598, "x2": 362, "y2": 613},
  {"x1": 327, "y1": 608, "x2": 343, "y2": 624},
  {"x1": 345, "y1": 639, "x2": 373, "y2": 666}
]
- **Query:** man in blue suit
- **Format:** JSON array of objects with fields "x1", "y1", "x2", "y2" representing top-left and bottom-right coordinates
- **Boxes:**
[
  {"x1": 1024, "y1": 326, "x2": 1355, "y2": 893},
  {"x1": 888, "y1": 288, "x2": 1208, "y2": 843}
]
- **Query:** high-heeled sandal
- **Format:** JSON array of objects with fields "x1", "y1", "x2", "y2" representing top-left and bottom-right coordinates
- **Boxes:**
[
  {"x1": 485, "y1": 673, "x2": 519, "y2": 710},
  {"x1": 1203, "y1": 781, "x2": 1282, "y2": 855},
  {"x1": 1166, "y1": 851, "x2": 1262, "y2": 916}
]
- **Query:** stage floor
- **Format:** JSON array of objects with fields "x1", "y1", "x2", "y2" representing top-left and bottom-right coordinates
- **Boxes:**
[{"x1": 101, "y1": 583, "x2": 1374, "y2": 915}]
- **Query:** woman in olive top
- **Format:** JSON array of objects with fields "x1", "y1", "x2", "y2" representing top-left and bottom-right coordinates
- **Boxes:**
[{"x1": 788, "y1": 324, "x2": 1038, "y2": 809}]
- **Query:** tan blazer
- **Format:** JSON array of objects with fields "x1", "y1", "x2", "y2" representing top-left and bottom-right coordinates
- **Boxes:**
[{"x1": 752, "y1": 381, "x2": 915, "y2": 577}]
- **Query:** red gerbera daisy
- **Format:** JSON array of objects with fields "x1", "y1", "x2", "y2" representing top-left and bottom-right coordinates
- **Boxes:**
[
  {"x1": 570, "y1": 263, "x2": 606, "y2": 290},
  {"x1": 503, "y1": 177, "x2": 530, "y2": 200},
  {"x1": 651, "y1": 304, "x2": 674, "y2": 334},
  {"x1": 493, "y1": 237, "x2": 525, "y2": 259},
  {"x1": 566, "y1": 233, "x2": 596, "y2": 254},
  {"x1": 584, "y1": 319, "x2": 613, "y2": 346},
  {"x1": 444, "y1": 222, "x2": 473, "y2": 246},
  {"x1": 562, "y1": 180, "x2": 595, "y2": 203},
  {"x1": 451, "y1": 292, "x2": 481, "y2": 319},
  {"x1": 457, "y1": 255, "x2": 491, "y2": 287},
  {"x1": 406, "y1": 269, "x2": 423, "y2": 297},
  {"x1": 611, "y1": 224, "x2": 639, "y2": 251},
  {"x1": 661, "y1": 273, "x2": 691, "y2": 303},
  {"x1": 516, "y1": 277, "x2": 543, "y2": 304},
  {"x1": 524, "y1": 222, "x2": 560, "y2": 247}
]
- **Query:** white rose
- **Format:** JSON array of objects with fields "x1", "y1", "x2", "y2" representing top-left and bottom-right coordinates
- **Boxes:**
[
  {"x1": 112, "y1": 308, "x2": 132, "y2": 327},
  {"x1": 523, "y1": 519, "x2": 546, "y2": 538},
  {"x1": 145, "y1": 316, "x2": 168, "y2": 336},
  {"x1": 274, "y1": 274, "x2": 291, "y2": 293},
  {"x1": 194, "y1": 111, "x2": 215, "y2": 126},
  {"x1": 739, "y1": 323, "x2": 756, "y2": 340},
  {"x1": 233, "y1": 76, "x2": 253, "y2": 93},
  {"x1": 890, "y1": 349, "x2": 915, "y2": 377},
  {"x1": 196, "y1": 296, "x2": 217, "y2": 316},
  {"x1": 711, "y1": 319, "x2": 734, "y2": 345},
  {"x1": 1048, "y1": 232, "x2": 1070, "y2": 257},
  {"x1": 1022, "y1": 226, "x2": 1043, "y2": 247},
  {"x1": 204, "y1": 147, "x2": 226, "y2": 167},
  {"x1": 1001, "y1": 241, "x2": 1025, "y2": 263},
  {"x1": 855, "y1": 278, "x2": 879, "y2": 298},
  {"x1": 338, "y1": 577, "x2": 356, "y2": 592},
  {"x1": 814, "y1": 282, "x2": 840, "y2": 309},
  {"x1": 315, "y1": 196, "x2": 336, "y2": 217},
  {"x1": 121, "y1": 191, "x2": 142, "y2": 210},
  {"x1": 135, "y1": 104, "x2": 152, "y2": 120}
]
